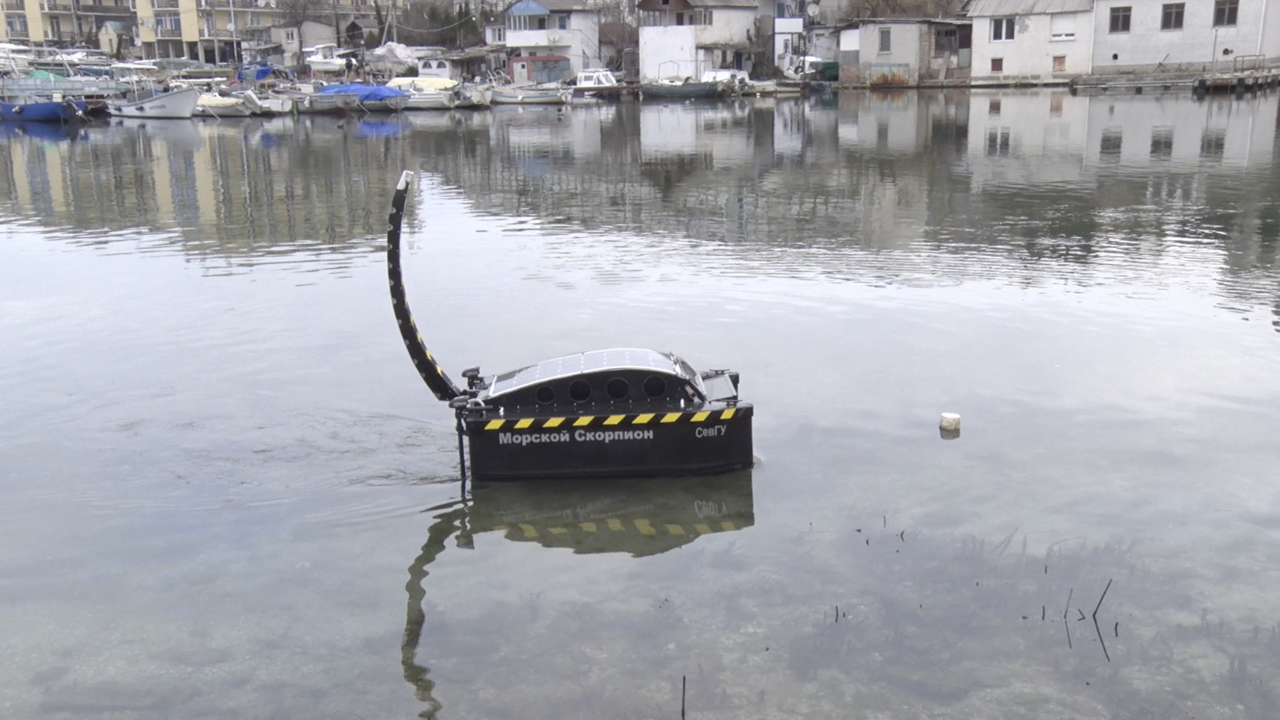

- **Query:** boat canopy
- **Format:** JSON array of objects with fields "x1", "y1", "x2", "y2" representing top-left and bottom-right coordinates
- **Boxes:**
[
  {"x1": 317, "y1": 83, "x2": 409, "y2": 101},
  {"x1": 485, "y1": 348, "x2": 703, "y2": 400}
]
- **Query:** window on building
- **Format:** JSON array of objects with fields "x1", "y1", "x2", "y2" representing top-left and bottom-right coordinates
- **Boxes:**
[
  {"x1": 1049, "y1": 13, "x2": 1075, "y2": 40},
  {"x1": 557, "y1": 14, "x2": 567, "y2": 29},
  {"x1": 1161, "y1": 3, "x2": 1184, "y2": 29},
  {"x1": 991, "y1": 57, "x2": 1003, "y2": 72},
  {"x1": 537, "y1": 16, "x2": 547, "y2": 29},
  {"x1": 693, "y1": 9, "x2": 713, "y2": 25},
  {"x1": 991, "y1": 17, "x2": 1014, "y2": 41},
  {"x1": 675, "y1": 11, "x2": 684, "y2": 25},
  {"x1": 1053, "y1": 55, "x2": 1066, "y2": 72},
  {"x1": 285, "y1": 29, "x2": 295, "y2": 41},
  {"x1": 1213, "y1": 0, "x2": 1238, "y2": 26},
  {"x1": 879, "y1": 27, "x2": 891, "y2": 53},
  {"x1": 1049, "y1": 95, "x2": 1064, "y2": 116},
  {"x1": 1109, "y1": 6, "x2": 1131, "y2": 32},
  {"x1": 988, "y1": 99, "x2": 1001, "y2": 115},
  {"x1": 934, "y1": 27, "x2": 958, "y2": 57},
  {"x1": 5, "y1": 16, "x2": 28, "y2": 35}
]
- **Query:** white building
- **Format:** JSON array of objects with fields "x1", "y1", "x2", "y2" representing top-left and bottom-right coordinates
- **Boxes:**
[
  {"x1": 503, "y1": 0, "x2": 601, "y2": 75},
  {"x1": 637, "y1": 0, "x2": 759, "y2": 82},
  {"x1": 842, "y1": 19, "x2": 972, "y2": 86},
  {"x1": 1091, "y1": 0, "x2": 1280, "y2": 73},
  {"x1": 968, "y1": 0, "x2": 1096, "y2": 85}
]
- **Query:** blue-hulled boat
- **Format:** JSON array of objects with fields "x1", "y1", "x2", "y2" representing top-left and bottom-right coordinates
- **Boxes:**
[{"x1": 0, "y1": 98, "x2": 86, "y2": 123}]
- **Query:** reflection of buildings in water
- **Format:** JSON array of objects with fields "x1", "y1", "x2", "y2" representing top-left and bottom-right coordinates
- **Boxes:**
[
  {"x1": 401, "y1": 473, "x2": 754, "y2": 718},
  {"x1": 966, "y1": 90, "x2": 1091, "y2": 190},
  {"x1": 0, "y1": 117, "x2": 409, "y2": 264},
  {"x1": 437, "y1": 98, "x2": 951, "y2": 247},
  {"x1": 836, "y1": 91, "x2": 969, "y2": 156},
  {"x1": 964, "y1": 90, "x2": 1280, "y2": 179},
  {"x1": 1084, "y1": 94, "x2": 1278, "y2": 169},
  {"x1": 640, "y1": 101, "x2": 754, "y2": 165}
]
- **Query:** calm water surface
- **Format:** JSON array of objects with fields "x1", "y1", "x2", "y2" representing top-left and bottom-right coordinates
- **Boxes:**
[{"x1": 2, "y1": 90, "x2": 1280, "y2": 719}]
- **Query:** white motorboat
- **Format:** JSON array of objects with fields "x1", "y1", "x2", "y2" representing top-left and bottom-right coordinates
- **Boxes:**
[
  {"x1": 194, "y1": 92, "x2": 254, "y2": 118},
  {"x1": 245, "y1": 91, "x2": 293, "y2": 115},
  {"x1": 572, "y1": 69, "x2": 629, "y2": 99},
  {"x1": 303, "y1": 44, "x2": 357, "y2": 75},
  {"x1": 107, "y1": 86, "x2": 201, "y2": 119},
  {"x1": 491, "y1": 83, "x2": 571, "y2": 105},
  {"x1": 387, "y1": 76, "x2": 457, "y2": 110}
]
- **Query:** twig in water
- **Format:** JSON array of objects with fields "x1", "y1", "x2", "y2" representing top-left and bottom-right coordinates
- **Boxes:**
[
  {"x1": 1114, "y1": 621, "x2": 1119, "y2": 638},
  {"x1": 1078, "y1": 609, "x2": 1086, "y2": 622},
  {"x1": 1064, "y1": 616, "x2": 1073, "y2": 649},
  {"x1": 1063, "y1": 588, "x2": 1073, "y2": 620},
  {"x1": 1093, "y1": 615, "x2": 1112, "y2": 662},
  {"x1": 1092, "y1": 579, "x2": 1113, "y2": 619},
  {"x1": 1042, "y1": 606, "x2": 1045, "y2": 621},
  {"x1": 681, "y1": 675, "x2": 686, "y2": 720}
]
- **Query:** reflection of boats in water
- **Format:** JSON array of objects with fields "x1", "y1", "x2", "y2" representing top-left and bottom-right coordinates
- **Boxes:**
[
  {"x1": 0, "y1": 120, "x2": 85, "y2": 142},
  {"x1": 109, "y1": 117, "x2": 204, "y2": 150},
  {"x1": 402, "y1": 472, "x2": 754, "y2": 716}
]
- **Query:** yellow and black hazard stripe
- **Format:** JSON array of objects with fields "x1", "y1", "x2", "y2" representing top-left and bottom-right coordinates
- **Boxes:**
[
  {"x1": 492, "y1": 517, "x2": 743, "y2": 538},
  {"x1": 476, "y1": 407, "x2": 746, "y2": 431}
]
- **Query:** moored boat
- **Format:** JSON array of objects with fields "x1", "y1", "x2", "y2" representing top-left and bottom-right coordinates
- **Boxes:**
[
  {"x1": 278, "y1": 87, "x2": 357, "y2": 115},
  {"x1": 387, "y1": 76, "x2": 458, "y2": 110},
  {"x1": 639, "y1": 78, "x2": 727, "y2": 100},
  {"x1": 0, "y1": 97, "x2": 85, "y2": 122},
  {"x1": 193, "y1": 92, "x2": 254, "y2": 118},
  {"x1": 107, "y1": 86, "x2": 201, "y2": 119},
  {"x1": 385, "y1": 171, "x2": 754, "y2": 480},
  {"x1": 491, "y1": 83, "x2": 572, "y2": 105},
  {"x1": 572, "y1": 68, "x2": 630, "y2": 99},
  {"x1": 318, "y1": 83, "x2": 409, "y2": 112}
]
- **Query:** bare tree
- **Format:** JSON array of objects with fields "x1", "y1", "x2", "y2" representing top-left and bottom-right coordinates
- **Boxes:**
[{"x1": 280, "y1": 0, "x2": 328, "y2": 28}]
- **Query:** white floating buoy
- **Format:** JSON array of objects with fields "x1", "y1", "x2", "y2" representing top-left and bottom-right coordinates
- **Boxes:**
[{"x1": 939, "y1": 412, "x2": 961, "y2": 440}]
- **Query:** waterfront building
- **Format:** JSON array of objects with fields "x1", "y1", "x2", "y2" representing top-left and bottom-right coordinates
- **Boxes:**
[
  {"x1": 502, "y1": 0, "x2": 601, "y2": 76},
  {"x1": 0, "y1": 0, "x2": 403, "y2": 62},
  {"x1": 965, "y1": 0, "x2": 1280, "y2": 85},
  {"x1": 637, "y1": 0, "x2": 761, "y2": 81},
  {"x1": 1090, "y1": 0, "x2": 1280, "y2": 74},
  {"x1": 967, "y1": 0, "x2": 1096, "y2": 85},
  {"x1": 839, "y1": 18, "x2": 973, "y2": 86}
]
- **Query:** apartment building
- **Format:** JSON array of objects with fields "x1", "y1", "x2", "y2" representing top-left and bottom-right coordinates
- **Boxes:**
[{"x1": 1, "y1": 0, "x2": 403, "y2": 62}]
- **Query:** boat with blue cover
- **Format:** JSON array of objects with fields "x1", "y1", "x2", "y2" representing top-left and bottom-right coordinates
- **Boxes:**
[
  {"x1": 0, "y1": 98, "x2": 85, "y2": 122},
  {"x1": 317, "y1": 82, "x2": 409, "y2": 112},
  {"x1": 386, "y1": 171, "x2": 754, "y2": 480}
]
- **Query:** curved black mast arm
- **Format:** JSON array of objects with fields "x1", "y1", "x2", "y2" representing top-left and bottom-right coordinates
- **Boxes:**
[{"x1": 387, "y1": 171, "x2": 464, "y2": 402}]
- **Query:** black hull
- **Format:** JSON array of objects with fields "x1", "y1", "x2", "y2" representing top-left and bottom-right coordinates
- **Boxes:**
[{"x1": 467, "y1": 405, "x2": 753, "y2": 480}]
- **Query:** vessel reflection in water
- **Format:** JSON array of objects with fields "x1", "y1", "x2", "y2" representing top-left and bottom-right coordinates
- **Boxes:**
[{"x1": 401, "y1": 472, "x2": 753, "y2": 717}]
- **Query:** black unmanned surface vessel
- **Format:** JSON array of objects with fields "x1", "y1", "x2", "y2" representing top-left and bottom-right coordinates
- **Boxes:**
[{"x1": 386, "y1": 171, "x2": 754, "y2": 480}]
